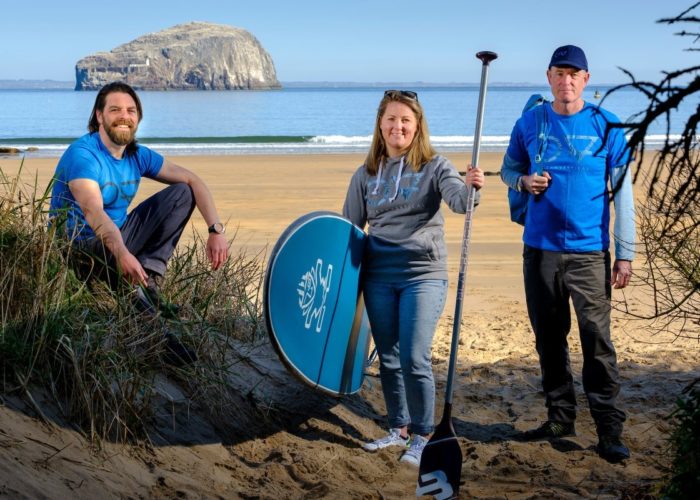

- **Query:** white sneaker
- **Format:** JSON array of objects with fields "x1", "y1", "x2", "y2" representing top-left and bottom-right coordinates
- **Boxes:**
[
  {"x1": 362, "y1": 428, "x2": 409, "y2": 452},
  {"x1": 400, "y1": 434, "x2": 428, "y2": 466}
]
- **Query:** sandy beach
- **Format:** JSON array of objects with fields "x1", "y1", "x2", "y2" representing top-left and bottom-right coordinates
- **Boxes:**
[{"x1": 1, "y1": 151, "x2": 699, "y2": 498}]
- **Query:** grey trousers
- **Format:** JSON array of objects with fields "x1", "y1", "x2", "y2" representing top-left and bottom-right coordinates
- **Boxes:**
[
  {"x1": 74, "y1": 183, "x2": 195, "y2": 288},
  {"x1": 523, "y1": 245, "x2": 626, "y2": 437}
]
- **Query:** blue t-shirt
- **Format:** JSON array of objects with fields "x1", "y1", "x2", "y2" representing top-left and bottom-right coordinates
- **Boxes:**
[
  {"x1": 49, "y1": 133, "x2": 164, "y2": 239},
  {"x1": 506, "y1": 102, "x2": 631, "y2": 253}
]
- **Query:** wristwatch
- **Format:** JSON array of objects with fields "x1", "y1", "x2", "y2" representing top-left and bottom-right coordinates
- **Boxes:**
[{"x1": 208, "y1": 222, "x2": 225, "y2": 234}]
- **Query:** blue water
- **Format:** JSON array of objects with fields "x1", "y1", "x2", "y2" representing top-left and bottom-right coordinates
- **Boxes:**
[{"x1": 0, "y1": 86, "x2": 693, "y2": 156}]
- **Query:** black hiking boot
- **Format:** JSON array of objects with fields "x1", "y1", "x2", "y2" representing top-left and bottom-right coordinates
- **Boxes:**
[
  {"x1": 517, "y1": 421, "x2": 576, "y2": 441},
  {"x1": 597, "y1": 435, "x2": 630, "y2": 463}
]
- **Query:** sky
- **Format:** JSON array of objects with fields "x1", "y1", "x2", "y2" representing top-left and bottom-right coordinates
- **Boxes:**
[{"x1": 2, "y1": 0, "x2": 697, "y2": 85}]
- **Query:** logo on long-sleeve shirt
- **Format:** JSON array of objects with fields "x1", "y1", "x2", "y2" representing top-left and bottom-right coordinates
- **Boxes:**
[{"x1": 544, "y1": 134, "x2": 600, "y2": 164}]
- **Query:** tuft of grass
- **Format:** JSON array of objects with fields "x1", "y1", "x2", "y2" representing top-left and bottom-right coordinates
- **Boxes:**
[
  {"x1": 1, "y1": 160, "x2": 266, "y2": 444},
  {"x1": 661, "y1": 379, "x2": 700, "y2": 500}
]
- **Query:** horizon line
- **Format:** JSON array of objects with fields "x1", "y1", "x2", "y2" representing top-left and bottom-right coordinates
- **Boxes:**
[{"x1": 0, "y1": 78, "x2": 632, "y2": 89}]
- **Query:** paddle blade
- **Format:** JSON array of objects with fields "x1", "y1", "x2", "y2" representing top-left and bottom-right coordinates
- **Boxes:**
[{"x1": 417, "y1": 412, "x2": 462, "y2": 499}]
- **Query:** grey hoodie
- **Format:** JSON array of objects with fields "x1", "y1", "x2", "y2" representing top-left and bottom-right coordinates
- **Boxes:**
[{"x1": 343, "y1": 154, "x2": 478, "y2": 282}]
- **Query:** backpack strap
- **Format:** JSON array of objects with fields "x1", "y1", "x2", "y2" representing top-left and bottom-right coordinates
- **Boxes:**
[
  {"x1": 505, "y1": 95, "x2": 550, "y2": 226},
  {"x1": 521, "y1": 94, "x2": 549, "y2": 175},
  {"x1": 533, "y1": 103, "x2": 548, "y2": 175}
]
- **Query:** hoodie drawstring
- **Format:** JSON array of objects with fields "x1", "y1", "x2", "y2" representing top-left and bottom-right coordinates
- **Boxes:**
[{"x1": 371, "y1": 161, "x2": 383, "y2": 196}]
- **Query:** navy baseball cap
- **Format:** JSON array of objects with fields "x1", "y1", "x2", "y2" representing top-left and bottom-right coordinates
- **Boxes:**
[{"x1": 549, "y1": 45, "x2": 588, "y2": 71}]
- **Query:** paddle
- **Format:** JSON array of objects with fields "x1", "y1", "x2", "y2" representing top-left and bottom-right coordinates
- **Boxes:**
[{"x1": 416, "y1": 50, "x2": 497, "y2": 500}]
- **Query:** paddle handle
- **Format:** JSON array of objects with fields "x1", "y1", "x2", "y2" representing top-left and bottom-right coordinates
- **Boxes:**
[{"x1": 444, "y1": 51, "x2": 497, "y2": 404}]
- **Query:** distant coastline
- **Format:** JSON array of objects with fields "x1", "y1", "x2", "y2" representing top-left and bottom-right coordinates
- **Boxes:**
[
  {"x1": 0, "y1": 79, "x2": 629, "y2": 91},
  {"x1": 281, "y1": 81, "x2": 540, "y2": 88},
  {"x1": 0, "y1": 79, "x2": 535, "y2": 90},
  {"x1": 0, "y1": 80, "x2": 74, "y2": 90}
]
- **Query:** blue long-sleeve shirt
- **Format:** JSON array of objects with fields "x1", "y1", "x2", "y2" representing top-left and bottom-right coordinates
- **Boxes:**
[{"x1": 501, "y1": 102, "x2": 635, "y2": 261}]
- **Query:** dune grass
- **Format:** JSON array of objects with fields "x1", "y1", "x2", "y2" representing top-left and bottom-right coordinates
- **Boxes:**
[
  {"x1": 662, "y1": 380, "x2": 700, "y2": 499},
  {"x1": 1, "y1": 160, "x2": 266, "y2": 444}
]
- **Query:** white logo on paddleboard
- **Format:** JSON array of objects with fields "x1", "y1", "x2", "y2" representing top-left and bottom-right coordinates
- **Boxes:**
[
  {"x1": 416, "y1": 470, "x2": 454, "y2": 499},
  {"x1": 297, "y1": 259, "x2": 333, "y2": 333}
]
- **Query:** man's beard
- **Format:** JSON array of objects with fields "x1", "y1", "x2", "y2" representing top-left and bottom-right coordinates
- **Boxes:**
[{"x1": 104, "y1": 119, "x2": 137, "y2": 146}]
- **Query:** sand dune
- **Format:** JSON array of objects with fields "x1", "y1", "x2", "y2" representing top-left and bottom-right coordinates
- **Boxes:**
[{"x1": 1, "y1": 152, "x2": 698, "y2": 498}]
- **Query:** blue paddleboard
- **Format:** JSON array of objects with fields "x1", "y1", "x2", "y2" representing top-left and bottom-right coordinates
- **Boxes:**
[{"x1": 264, "y1": 211, "x2": 371, "y2": 396}]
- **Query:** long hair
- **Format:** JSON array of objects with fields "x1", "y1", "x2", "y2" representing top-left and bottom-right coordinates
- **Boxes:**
[
  {"x1": 87, "y1": 82, "x2": 143, "y2": 155},
  {"x1": 364, "y1": 91, "x2": 436, "y2": 175}
]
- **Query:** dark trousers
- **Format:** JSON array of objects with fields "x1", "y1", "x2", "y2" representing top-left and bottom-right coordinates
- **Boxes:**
[
  {"x1": 74, "y1": 183, "x2": 195, "y2": 288},
  {"x1": 523, "y1": 245, "x2": 626, "y2": 437}
]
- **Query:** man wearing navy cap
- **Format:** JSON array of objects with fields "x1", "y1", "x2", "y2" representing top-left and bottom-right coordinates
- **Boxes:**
[{"x1": 500, "y1": 45, "x2": 635, "y2": 463}]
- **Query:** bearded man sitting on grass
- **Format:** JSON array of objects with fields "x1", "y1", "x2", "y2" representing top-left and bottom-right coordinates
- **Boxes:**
[{"x1": 49, "y1": 81, "x2": 229, "y2": 366}]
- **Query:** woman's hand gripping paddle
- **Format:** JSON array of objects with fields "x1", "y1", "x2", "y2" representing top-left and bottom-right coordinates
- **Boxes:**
[{"x1": 416, "y1": 50, "x2": 497, "y2": 500}]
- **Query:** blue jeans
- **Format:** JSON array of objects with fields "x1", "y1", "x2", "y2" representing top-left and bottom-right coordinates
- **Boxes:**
[{"x1": 363, "y1": 279, "x2": 447, "y2": 436}]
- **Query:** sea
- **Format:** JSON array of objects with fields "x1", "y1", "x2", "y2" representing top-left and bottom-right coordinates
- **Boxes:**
[{"x1": 0, "y1": 84, "x2": 692, "y2": 157}]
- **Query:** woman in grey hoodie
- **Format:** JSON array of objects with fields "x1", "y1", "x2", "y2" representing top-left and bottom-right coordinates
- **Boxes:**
[{"x1": 343, "y1": 90, "x2": 484, "y2": 466}]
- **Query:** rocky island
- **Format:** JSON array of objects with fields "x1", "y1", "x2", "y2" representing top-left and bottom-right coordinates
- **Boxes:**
[{"x1": 75, "y1": 22, "x2": 281, "y2": 91}]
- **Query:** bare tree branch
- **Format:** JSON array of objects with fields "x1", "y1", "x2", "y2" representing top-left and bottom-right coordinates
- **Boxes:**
[{"x1": 606, "y1": 3, "x2": 700, "y2": 340}]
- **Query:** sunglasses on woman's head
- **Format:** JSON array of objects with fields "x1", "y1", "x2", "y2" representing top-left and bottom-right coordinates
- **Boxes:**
[{"x1": 384, "y1": 90, "x2": 418, "y2": 101}]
